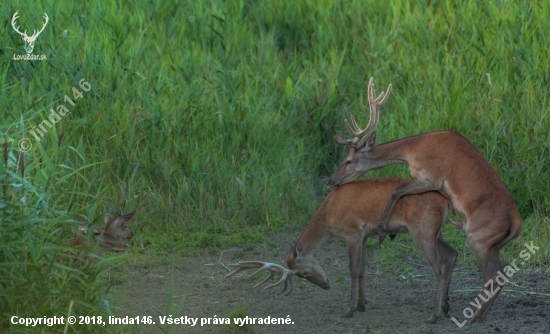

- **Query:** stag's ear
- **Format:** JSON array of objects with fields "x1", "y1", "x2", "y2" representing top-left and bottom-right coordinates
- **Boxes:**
[
  {"x1": 284, "y1": 241, "x2": 294, "y2": 254},
  {"x1": 295, "y1": 240, "x2": 304, "y2": 256},
  {"x1": 365, "y1": 132, "x2": 376, "y2": 150}
]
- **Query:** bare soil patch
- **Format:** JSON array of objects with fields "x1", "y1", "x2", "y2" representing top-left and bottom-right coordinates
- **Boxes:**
[{"x1": 111, "y1": 233, "x2": 549, "y2": 334}]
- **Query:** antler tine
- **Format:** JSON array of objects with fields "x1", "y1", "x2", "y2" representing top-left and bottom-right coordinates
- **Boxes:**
[
  {"x1": 366, "y1": 77, "x2": 392, "y2": 134},
  {"x1": 334, "y1": 130, "x2": 354, "y2": 146},
  {"x1": 225, "y1": 261, "x2": 265, "y2": 278},
  {"x1": 342, "y1": 78, "x2": 392, "y2": 142},
  {"x1": 263, "y1": 269, "x2": 294, "y2": 295},
  {"x1": 225, "y1": 261, "x2": 295, "y2": 295},
  {"x1": 376, "y1": 83, "x2": 393, "y2": 105},
  {"x1": 343, "y1": 116, "x2": 363, "y2": 137},
  {"x1": 253, "y1": 270, "x2": 277, "y2": 288}
]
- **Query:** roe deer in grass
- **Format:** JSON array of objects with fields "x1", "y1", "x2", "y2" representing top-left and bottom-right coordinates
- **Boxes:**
[
  {"x1": 327, "y1": 78, "x2": 522, "y2": 322},
  {"x1": 104, "y1": 209, "x2": 136, "y2": 240},
  {"x1": 70, "y1": 209, "x2": 136, "y2": 255},
  {"x1": 227, "y1": 178, "x2": 457, "y2": 322},
  {"x1": 70, "y1": 224, "x2": 129, "y2": 254}
]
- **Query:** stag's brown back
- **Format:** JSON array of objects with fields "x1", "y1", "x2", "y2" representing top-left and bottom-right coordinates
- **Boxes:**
[
  {"x1": 322, "y1": 178, "x2": 450, "y2": 239},
  {"x1": 285, "y1": 178, "x2": 456, "y2": 320},
  {"x1": 327, "y1": 77, "x2": 522, "y2": 322}
]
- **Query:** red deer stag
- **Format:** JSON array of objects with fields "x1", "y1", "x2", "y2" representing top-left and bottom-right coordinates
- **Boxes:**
[
  {"x1": 327, "y1": 78, "x2": 522, "y2": 322},
  {"x1": 227, "y1": 179, "x2": 457, "y2": 322}
]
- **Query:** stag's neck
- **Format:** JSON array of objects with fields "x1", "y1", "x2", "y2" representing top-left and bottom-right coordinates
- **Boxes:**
[
  {"x1": 297, "y1": 213, "x2": 331, "y2": 257},
  {"x1": 370, "y1": 136, "x2": 418, "y2": 167}
]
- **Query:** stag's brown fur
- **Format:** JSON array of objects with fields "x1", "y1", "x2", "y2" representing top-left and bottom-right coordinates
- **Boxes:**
[
  {"x1": 286, "y1": 178, "x2": 457, "y2": 321},
  {"x1": 328, "y1": 79, "x2": 523, "y2": 322}
]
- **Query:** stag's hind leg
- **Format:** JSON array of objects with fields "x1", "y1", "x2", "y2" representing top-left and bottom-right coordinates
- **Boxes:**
[
  {"x1": 468, "y1": 243, "x2": 505, "y2": 322},
  {"x1": 466, "y1": 216, "x2": 514, "y2": 322},
  {"x1": 378, "y1": 179, "x2": 437, "y2": 243},
  {"x1": 410, "y1": 228, "x2": 457, "y2": 323},
  {"x1": 433, "y1": 232, "x2": 457, "y2": 320}
]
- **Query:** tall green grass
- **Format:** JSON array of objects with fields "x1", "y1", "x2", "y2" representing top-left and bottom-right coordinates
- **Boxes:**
[
  {"x1": 0, "y1": 139, "x2": 121, "y2": 332},
  {"x1": 1, "y1": 0, "x2": 549, "y2": 328}
]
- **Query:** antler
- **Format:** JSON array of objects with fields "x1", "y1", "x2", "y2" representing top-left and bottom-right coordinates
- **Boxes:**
[
  {"x1": 225, "y1": 261, "x2": 295, "y2": 295},
  {"x1": 31, "y1": 13, "x2": 49, "y2": 38},
  {"x1": 334, "y1": 77, "x2": 392, "y2": 147},
  {"x1": 11, "y1": 11, "x2": 26, "y2": 37},
  {"x1": 334, "y1": 130, "x2": 354, "y2": 146}
]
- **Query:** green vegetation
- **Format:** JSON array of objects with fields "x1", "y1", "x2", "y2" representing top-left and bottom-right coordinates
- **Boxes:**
[
  {"x1": 1, "y1": 0, "x2": 549, "y2": 331},
  {"x1": 217, "y1": 306, "x2": 252, "y2": 334}
]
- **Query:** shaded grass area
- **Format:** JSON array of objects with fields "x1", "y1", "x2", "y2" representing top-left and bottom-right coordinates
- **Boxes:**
[{"x1": 0, "y1": 0, "x2": 549, "y2": 331}]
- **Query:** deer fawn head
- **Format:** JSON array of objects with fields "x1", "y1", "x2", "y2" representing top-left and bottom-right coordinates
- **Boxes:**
[
  {"x1": 104, "y1": 209, "x2": 136, "y2": 239},
  {"x1": 285, "y1": 241, "x2": 330, "y2": 290},
  {"x1": 327, "y1": 78, "x2": 392, "y2": 189},
  {"x1": 74, "y1": 224, "x2": 129, "y2": 253},
  {"x1": 11, "y1": 11, "x2": 49, "y2": 54}
]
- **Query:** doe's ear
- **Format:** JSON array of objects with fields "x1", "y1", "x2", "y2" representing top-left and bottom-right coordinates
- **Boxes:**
[{"x1": 114, "y1": 210, "x2": 136, "y2": 226}]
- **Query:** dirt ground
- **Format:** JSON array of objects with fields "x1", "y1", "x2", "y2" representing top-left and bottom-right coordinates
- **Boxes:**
[{"x1": 111, "y1": 233, "x2": 549, "y2": 334}]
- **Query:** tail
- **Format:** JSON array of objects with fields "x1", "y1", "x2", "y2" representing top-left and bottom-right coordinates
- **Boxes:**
[{"x1": 500, "y1": 216, "x2": 522, "y2": 248}]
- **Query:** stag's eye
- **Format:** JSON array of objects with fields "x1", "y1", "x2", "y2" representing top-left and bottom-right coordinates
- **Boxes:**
[{"x1": 346, "y1": 160, "x2": 351, "y2": 164}]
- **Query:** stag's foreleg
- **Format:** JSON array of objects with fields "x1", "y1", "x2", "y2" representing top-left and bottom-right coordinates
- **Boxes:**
[
  {"x1": 356, "y1": 238, "x2": 368, "y2": 312},
  {"x1": 343, "y1": 236, "x2": 365, "y2": 318},
  {"x1": 378, "y1": 179, "x2": 437, "y2": 243},
  {"x1": 410, "y1": 226, "x2": 457, "y2": 323}
]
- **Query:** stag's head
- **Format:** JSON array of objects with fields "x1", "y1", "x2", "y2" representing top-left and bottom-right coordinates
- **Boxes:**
[
  {"x1": 11, "y1": 11, "x2": 49, "y2": 54},
  {"x1": 327, "y1": 78, "x2": 392, "y2": 189},
  {"x1": 285, "y1": 241, "x2": 330, "y2": 290}
]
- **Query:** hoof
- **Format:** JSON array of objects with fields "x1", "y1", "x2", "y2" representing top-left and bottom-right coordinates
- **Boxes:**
[
  {"x1": 426, "y1": 314, "x2": 438, "y2": 324},
  {"x1": 341, "y1": 312, "x2": 354, "y2": 318},
  {"x1": 470, "y1": 308, "x2": 487, "y2": 323}
]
